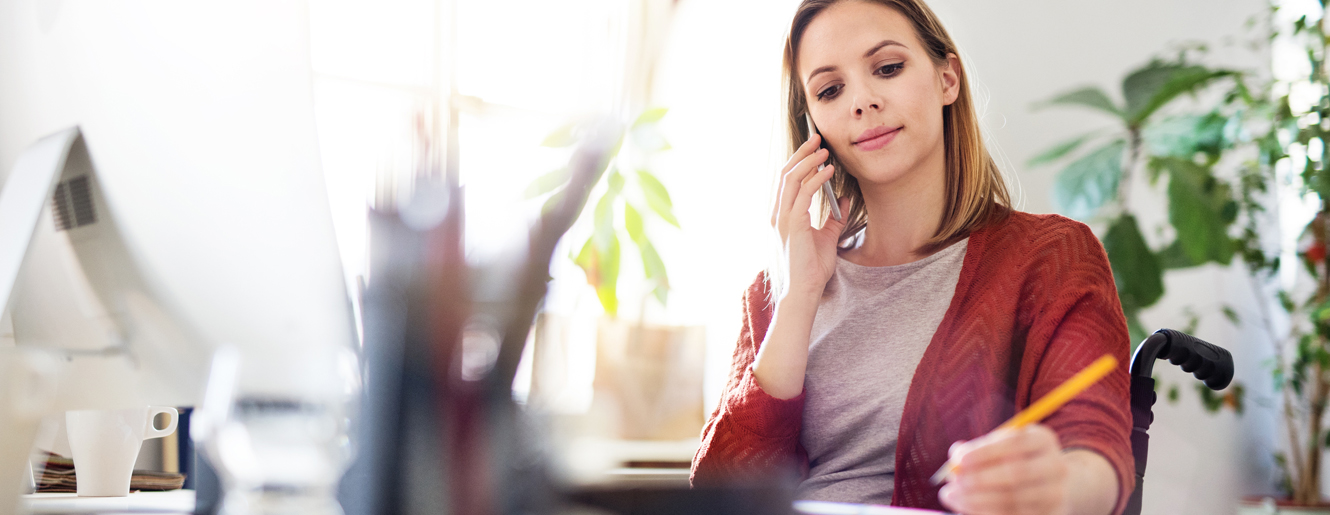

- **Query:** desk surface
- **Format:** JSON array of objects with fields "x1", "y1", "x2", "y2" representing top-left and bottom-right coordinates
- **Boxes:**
[
  {"x1": 22, "y1": 491, "x2": 194, "y2": 514},
  {"x1": 793, "y1": 500, "x2": 949, "y2": 515},
  {"x1": 20, "y1": 490, "x2": 948, "y2": 515}
]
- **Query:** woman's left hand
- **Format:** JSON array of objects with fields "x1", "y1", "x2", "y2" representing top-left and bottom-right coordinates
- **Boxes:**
[{"x1": 937, "y1": 424, "x2": 1070, "y2": 515}]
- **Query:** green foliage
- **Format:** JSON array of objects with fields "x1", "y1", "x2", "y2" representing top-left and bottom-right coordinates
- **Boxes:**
[
  {"x1": 1032, "y1": 56, "x2": 1242, "y2": 346},
  {"x1": 1028, "y1": 131, "x2": 1102, "y2": 167},
  {"x1": 1122, "y1": 62, "x2": 1233, "y2": 125},
  {"x1": 1156, "y1": 157, "x2": 1238, "y2": 265},
  {"x1": 1036, "y1": 87, "x2": 1121, "y2": 117},
  {"x1": 1196, "y1": 382, "x2": 1244, "y2": 414},
  {"x1": 533, "y1": 109, "x2": 678, "y2": 317},
  {"x1": 636, "y1": 169, "x2": 679, "y2": 227},
  {"x1": 1053, "y1": 140, "x2": 1126, "y2": 220},
  {"x1": 1104, "y1": 214, "x2": 1163, "y2": 341},
  {"x1": 1142, "y1": 113, "x2": 1230, "y2": 161}
]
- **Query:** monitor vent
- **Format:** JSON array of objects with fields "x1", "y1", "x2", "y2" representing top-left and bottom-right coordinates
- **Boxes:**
[
  {"x1": 51, "y1": 182, "x2": 73, "y2": 231},
  {"x1": 50, "y1": 175, "x2": 97, "y2": 231}
]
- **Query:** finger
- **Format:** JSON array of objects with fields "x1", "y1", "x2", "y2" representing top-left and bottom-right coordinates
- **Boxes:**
[
  {"x1": 957, "y1": 426, "x2": 1057, "y2": 471},
  {"x1": 776, "y1": 140, "x2": 824, "y2": 228},
  {"x1": 818, "y1": 195, "x2": 852, "y2": 234},
  {"x1": 780, "y1": 133, "x2": 823, "y2": 176},
  {"x1": 956, "y1": 449, "x2": 1065, "y2": 492},
  {"x1": 944, "y1": 482, "x2": 1063, "y2": 515},
  {"x1": 790, "y1": 164, "x2": 835, "y2": 223},
  {"x1": 776, "y1": 148, "x2": 828, "y2": 228}
]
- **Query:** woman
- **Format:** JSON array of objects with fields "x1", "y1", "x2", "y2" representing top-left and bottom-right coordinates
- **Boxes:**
[{"x1": 689, "y1": 1, "x2": 1132, "y2": 514}]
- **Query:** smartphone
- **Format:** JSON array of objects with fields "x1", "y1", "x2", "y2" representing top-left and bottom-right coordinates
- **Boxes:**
[{"x1": 804, "y1": 113, "x2": 843, "y2": 222}]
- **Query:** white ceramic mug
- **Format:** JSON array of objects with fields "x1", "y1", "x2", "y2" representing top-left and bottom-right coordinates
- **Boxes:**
[{"x1": 65, "y1": 406, "x2": 178, "y2": 497}]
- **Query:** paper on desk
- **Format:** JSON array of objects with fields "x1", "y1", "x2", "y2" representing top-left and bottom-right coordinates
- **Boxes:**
[{"x1": 793, "y1": 500, "x2": 952, "y2": 515}]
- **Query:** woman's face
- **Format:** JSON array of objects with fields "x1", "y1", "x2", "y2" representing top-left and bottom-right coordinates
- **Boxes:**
[{"x1": 797, "y1": 1, "x2": 959, "y2": 188}]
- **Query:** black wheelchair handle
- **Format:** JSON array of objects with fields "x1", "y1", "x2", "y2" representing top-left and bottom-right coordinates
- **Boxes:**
[{"x1": 1128, "y1": 329, "x2": 1233, "y2": 391}]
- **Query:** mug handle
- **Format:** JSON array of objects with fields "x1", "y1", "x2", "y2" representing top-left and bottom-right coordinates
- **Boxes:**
[{"x1": 144, "y1": 406, "x2": 179, "y2": 440}]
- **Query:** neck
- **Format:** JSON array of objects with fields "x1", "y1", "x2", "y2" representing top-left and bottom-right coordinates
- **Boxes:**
[{"x1": 845, "y1": 146, "x2": 947, "y2": 267}]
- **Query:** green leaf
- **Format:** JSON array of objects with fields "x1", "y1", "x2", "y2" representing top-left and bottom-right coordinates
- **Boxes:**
[
  {"x1": 1028, "y1": 131, "x2": 1101, "y2": 168},
  {"x1": 607, "y1": 169, "x2": 625, "y2": 194},
  {"x1": 1158, "y1": 157, "x2": 1236, "y2": 265},
  {"x1": 593, "y1": 189, "x2": 617, "y2": 253},
  {"x1": 624, "y1": 203, "x2": 646, "y2": 244},
  {"x1": 574, "y1": 238, "x2": 595, "y2": 273},
  {"x1": 1156, "y1": 240, "x2": 1195, "y2": 270},
  {"x1": 1105, "y1": 214, "x2": 1165, "y2": 314},
  {"x1": 1279, "y1": 290, "x2": 1296, "y2": 313},
  {"x1": 1306, "y1": 165, "x2": 1330, "y2": 200},
  {"x1": 1125, "y1": 310, "x2": 1149, "y2": 346},
  {"x1": 1053, "y1": 140, "x2": 1126, "y2": 220},
  {"x1": 1122, "y1": 62, "x2": 1233, "y2": 125},
  {"x1": 1167, "y1": 383, "x2": 1180, "y2": 403},
  {"x1": 573, "y1": 235, "x2": 621, "y2": 316},
  {"x1": 631, "y1": 107, "x2": 669, "y2": 129},
  {"x1": 524, "y1": 167, "x2": 569, "y2": 199},
  {"x1": 1222, "y1": 305, "x2": 1241, "y2": 325},
  {"x1": 1142, "y1": 113, "x2": 1229, "y2": 161},
  {"x1": 636, "y1": 169, "x2": 680, "y2": 227},
  {"x1": 596, "y1": 235, "x2": 621, "y2": 316},
  {"x1": 542, "y1": 122, "x2": 578, "y2": 148},
  {"x1": 1197, "y1": 384, "x2": 1225, "y2": 413},
  {"x1": 1036, "y1": 86, "x2": 1123, "y2": 119},
  {"x1": 639, "y1": 240, "x2": 669, "y2": 305}
]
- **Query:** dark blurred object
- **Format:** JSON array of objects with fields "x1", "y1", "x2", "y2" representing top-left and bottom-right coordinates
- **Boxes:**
[
  {"x1": 193, "y1": 452, "x2": 221, "y2": 515},
  {"x1": 567, "y1": 485, "x2": 795, "y2": 515},
  {"x1": 1124, "y1": 328, "x2": 1234, "y2": 515},
  {"x1": 342, "y1": 122, "x2": 601, "y2": 515},
  {"x1": 34, "y1": 452, "x2": 186, "y2": 493}
]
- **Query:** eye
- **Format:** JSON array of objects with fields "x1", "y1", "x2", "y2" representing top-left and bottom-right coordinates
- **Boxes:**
[
  {"x1": 816, "y1": 84, "x2": 843, "y2": 101},
  {"x1": 876, "y1": 62, "x2": 904, "y2": 77}
]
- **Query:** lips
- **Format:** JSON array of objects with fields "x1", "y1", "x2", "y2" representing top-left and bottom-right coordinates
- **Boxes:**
[{"x1": 853, "y1": 125, "x2": 902, "y2": 152}]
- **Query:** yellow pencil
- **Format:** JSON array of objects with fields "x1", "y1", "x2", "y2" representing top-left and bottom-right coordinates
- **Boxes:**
[{"x1": 928, "y1": 354, "x2": 1120, "y2": 485}]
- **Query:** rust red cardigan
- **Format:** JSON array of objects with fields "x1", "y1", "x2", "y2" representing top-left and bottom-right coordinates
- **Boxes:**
[{"x1": 690, "y1": 211, "x2": 1133, "y2": 514}]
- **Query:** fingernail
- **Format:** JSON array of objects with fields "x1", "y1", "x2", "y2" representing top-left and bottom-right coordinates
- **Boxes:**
[{"x1": 939, "y1": 485, "x2": 958, "y2": 505}]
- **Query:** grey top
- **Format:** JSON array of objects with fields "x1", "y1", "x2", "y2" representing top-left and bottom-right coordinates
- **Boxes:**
[{"x1": 796, "y1": 238, "x2": 969, "y2": 504}]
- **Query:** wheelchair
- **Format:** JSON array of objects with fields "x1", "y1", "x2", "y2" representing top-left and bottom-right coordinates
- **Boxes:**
[{"x1": 1125, "y1": 329, "x2": 1235, "y2": 515}]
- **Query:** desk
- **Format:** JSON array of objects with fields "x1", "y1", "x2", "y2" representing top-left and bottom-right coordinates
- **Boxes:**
[
  {"x1": 793, "y1": 500, "x2": 950, "y2": 514},
  {"x1": 22, "y1": 491, "x2": 193, "y2": 514}
]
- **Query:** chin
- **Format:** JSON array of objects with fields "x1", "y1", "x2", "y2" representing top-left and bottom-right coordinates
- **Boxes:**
[{"x1": 846, "y1": 158, "x2": 912, "y2": 186}]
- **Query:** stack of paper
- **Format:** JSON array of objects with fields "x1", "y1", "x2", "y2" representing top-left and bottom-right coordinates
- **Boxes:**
[{"x1": 34, "y1": 453, "x2": 186, "y2": 493}]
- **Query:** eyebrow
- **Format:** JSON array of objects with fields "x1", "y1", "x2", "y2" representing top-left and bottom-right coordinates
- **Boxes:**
[{"x1": 805, "y1": 39, "x2": 908, "y2": 85}]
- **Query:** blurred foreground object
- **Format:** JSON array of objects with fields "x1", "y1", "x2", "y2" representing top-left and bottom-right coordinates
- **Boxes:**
[{"x1": 193, "y1": 345, "x2": 359, "y2": 515}]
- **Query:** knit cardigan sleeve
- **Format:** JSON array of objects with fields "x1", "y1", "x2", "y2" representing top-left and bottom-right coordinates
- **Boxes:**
[
  {"x1": 1018, "y1": 219, "x2": 1135, "y2": 515},
  {"x1": 690, "y1": 272, "x2": 807, "y2": 486}
]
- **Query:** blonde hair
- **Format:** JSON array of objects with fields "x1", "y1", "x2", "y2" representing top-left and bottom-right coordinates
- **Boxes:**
[{"x1": 768, "y1": 0, "x2": 1009, "y2": 296}]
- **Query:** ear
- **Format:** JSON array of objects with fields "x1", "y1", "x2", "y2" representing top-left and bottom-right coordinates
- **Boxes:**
[{"x1": 939, "y1": 53, "x2": 961, "y2": 106}]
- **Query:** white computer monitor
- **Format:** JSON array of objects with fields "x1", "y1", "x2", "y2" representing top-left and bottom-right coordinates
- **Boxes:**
[
  {"x1": 1, "y1": 127, "x2": 209, "y2": 410},
  {"x1": 0, "y1": 0, "x2": 357, "y2": 509}
]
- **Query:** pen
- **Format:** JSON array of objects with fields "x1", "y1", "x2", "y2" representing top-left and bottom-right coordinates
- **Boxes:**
[
  {"x1": 804, "y1": 113, "x2": 843, "y2": 222},
  {"x1": 928, "y1": 354, "x2": 1120, "y2": 485}
]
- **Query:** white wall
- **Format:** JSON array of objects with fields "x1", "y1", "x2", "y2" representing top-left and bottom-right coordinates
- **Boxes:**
[{"x1": 652, "y1": 1, "x2": 1273, "y2": 513}]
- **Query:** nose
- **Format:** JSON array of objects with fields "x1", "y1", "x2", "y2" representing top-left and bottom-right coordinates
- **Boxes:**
[{"x1": 851, "y1": 90, "x2": 883, "y2": 117}]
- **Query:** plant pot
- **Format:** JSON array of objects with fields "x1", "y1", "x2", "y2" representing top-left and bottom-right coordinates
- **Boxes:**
[
  {"x1": 1238, "y1": 497, "x2": 1330, "y2": 514},
  {"x1": 592, "y1": 317, "x2": 705, "y2": 441}
]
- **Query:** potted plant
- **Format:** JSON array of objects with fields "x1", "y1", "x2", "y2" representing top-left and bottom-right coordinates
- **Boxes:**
[{"x1": 1031, "y1": 2, "x2": 1330, "y2": 509}]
